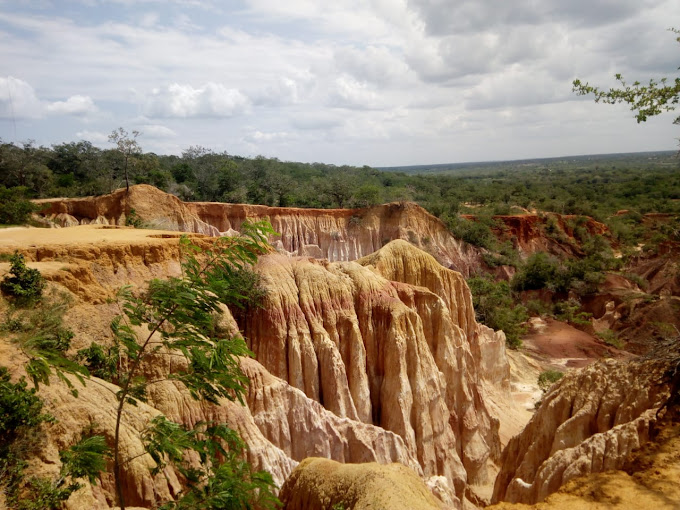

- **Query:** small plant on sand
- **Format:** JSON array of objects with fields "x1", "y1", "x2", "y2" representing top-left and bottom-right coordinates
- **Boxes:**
[
  {"x1": 1, "y1": 252, "x2": 46, "y2": 305},
  {"x1": 537, "y1": 370, "x2": 564, "y2": 392},
  {"x1": 596, "y1": 329, "x2": 624, "y2": 349}
]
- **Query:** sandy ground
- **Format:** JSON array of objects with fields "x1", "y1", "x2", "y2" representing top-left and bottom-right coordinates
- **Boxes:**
[
  {"x1": 522, "y1": 317, "x2": 632, "y2": 370},
  {"x1": 0, "y1": 224, "x2": 194, "y2": 250}
]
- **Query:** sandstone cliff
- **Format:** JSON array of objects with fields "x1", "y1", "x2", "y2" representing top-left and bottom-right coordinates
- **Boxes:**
[
  {"x1": 491, "y1": 355, "x2": 673, "y2": 505},
  {"x1": 242, "y1": 240, "x2": 508, "y2": 501},
  {"x1": 0, "y1": 225, "x2": 511, "y2": 508},
  {"x1": 35, "y1": 185, "x2": 483, "y2": 275}
]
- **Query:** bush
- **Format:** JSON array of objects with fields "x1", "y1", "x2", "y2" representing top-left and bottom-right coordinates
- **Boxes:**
[
  {"x1": 596, "y1": 329, "x2": 623, "y2": 349},
  {"x1": 468, "y1": 276, "x2": 528, "y2": 349},
  {"x1": 537, "y1": 370, "x2": 564, "y2": 391},
  {"x1": 512, "y1": 252, "x2": 561, "y2": 291},
  {"x1": 0, "y1": 367, "x2": 52, "y2": 448},
  {"x1": 1, "y1": 252, "x2": 46, "y2": 304},
  {"x1": 447, "y1": 215, "x2": 497, "y2": 250},
  {"x1": 76, "y1": 343, "x2": 119, "y2": 383},
  {"x1": 553, "y1": 298, "x2": 592, "y2": 325},
  {"x1": 0, "y1": 186, "x2": 39, "y2": 225}
]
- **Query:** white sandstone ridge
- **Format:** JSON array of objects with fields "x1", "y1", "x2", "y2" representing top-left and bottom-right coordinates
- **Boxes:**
[{"x1": 34, "y1": 184, "x2": 483, "y2": 275}]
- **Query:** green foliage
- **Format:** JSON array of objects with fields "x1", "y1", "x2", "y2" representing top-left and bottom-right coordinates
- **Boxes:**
[
  {"x1": 59, "y1": 434, "x2": 111, "y2": 484},
  {"x1": 147, "y1": 417, "x2": 279, "y2": 510},
  {"x1": 467, "y1": 276, "x2": 528, "y2": 349},
  {"x1": 0, "y1": 366, "x2": 108, "y2": 509},
  {"x1": 0, "y1": 367, "x2": 53, "y2": 448},
  {"x1": 446, "y1": 215, "x2": 497, "y2": 250},
  {"x1": 1, "y1": 252, "x2": 46, "y2": 304},
  {"x1": 0, "y1": 186, "x2": 40, "y2": 225},
  {"x1": 76, "y1": 342, "x2": 119, "y2": 382},
  {"x1": 512, "y1": 252, "x2": 561, "y2": 292},
  {"x1": 573, "y1": 29, "x2": 680, "y2": 125},
  {"x1": 596, "y1": 329, "x2": 624, "y2": 349},
  {"x1": 125, "y1": 208, "x2": 145, "y2": 228},
  {"x1": 537, "y1": 370, "x2": 564, "y2": 391},
  {"x1": 553, "y1": 299, "x2": 592, "y2": 325},
  {"x1": 106, "y1": 220, "x2": 278, "y2": 509},
  {"x1": 2, "y1": 288, "x2": 86, "y2": 394}
]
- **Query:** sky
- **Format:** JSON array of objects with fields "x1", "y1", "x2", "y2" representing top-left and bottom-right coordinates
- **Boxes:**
[{"x1": 0, "y1": 0, "x2": 679, "y2": 167}]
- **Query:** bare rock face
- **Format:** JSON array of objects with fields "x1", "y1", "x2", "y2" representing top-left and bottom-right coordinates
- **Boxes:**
[
  {"x1": 279, "y1": 458, "x2": 445, "y2": 510},
  {"x1": 491, "y1": 357, "x2": 671, "y2": 505},
  {"x1": 243, "y1": 240, "x2": 507, "y2": 499},
  {"x1": 35, "y1": 185, "x2": 220, "y2": 236},
  {"x1": 35, "y1": 185, "x2": 482, "y2": 275},
  {"x1": 0, "y1": 228, "x2": 509, "y2": 508}
]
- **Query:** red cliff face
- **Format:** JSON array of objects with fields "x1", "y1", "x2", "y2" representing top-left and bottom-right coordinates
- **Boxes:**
[{"x1": 489, "y1": 214, "x2": 609, "y2": 257}]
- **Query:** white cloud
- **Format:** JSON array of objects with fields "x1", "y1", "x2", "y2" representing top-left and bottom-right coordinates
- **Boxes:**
[
  {"x1": 329, "y1": 75, "x2": 383, "y2": 110},
  {"x1": 76, "y1": 129, "x2": 109, "y2": 143},
  {"x1": 0, "y1": 76, "x2": 43, "y2": 118},
  {"x1": 144, "y1": 83, "x2": 250, "y2": 118},
  {"x1": 47, "y1": 94, "x2": 98, "y2": 115},
  {"x1": 139, "y1": 124, "x2": 176, "y2": 138},
  {"x1": 1, "y1": 0, "x2": 679, "y2": 165}
]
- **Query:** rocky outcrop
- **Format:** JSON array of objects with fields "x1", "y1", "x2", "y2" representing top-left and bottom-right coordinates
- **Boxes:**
[
  {"x1": 34, "y1": 185, "x2": 483, "y2": 275},
  {"x1": 279, "y1": 458, "x2": 445, "y2": 510},
  {"x1": 491, "y1": 357, "x2": 672, "y2": 505},
  {"x1": 243, "y1": 240, "x2": 507, "y2": 500},
  {"x1": 485, "y1": 214, "x2": 609, "y2": 258},
  {"x1": 0, "y1": 225, "x2": 511, "y2": 508},
  {"x1": 35, "y1": 185, "x2": 220, "y2": 236}
]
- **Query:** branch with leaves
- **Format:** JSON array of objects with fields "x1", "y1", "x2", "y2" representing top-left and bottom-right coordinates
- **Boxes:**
[
  {"x1": 573, "y1": 29, "x2": 680, "y2": 124},
  {"x1": 107, "y1": 220, "x2": 278, "y2": 509}
]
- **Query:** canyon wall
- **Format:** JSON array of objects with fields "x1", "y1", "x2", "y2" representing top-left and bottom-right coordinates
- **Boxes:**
[
  {"x1": 35, "y1": 185, "x2": 482, "y2": 276},
  {"x1": 491, "y1": 356, "x2": 672, "y2": 505},
  {"x1": 0, "y1": 225, "x2": 510, "y2": 508}
]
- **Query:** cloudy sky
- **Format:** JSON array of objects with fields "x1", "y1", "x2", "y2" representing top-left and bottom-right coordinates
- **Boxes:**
[{"x1": 0, "y1": 0, "x2": 678, "y2": 166}]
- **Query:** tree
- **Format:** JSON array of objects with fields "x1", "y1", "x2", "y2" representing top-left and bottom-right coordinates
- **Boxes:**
[
  {"x1": 573, "y1": 30, "x2": 680, "y2": 125},
  {"x1": 108, "y1": 128, "x2": 142, "y2": 193},
  {"x1": 105, "y1": 220, "x2": 277, "y2": 509},
  {"x1": 5, "y1": 222, "x2": 279, "y2": 509}
]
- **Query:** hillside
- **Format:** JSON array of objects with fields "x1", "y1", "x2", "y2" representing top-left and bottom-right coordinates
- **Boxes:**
[{"x1": 0, "y1": 186, "x2": 678, "y2": 509}]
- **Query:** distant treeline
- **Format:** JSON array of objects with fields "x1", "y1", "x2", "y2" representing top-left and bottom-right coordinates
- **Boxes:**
[{"x1": 1, "y1": 139, "x2": 679, "y2": 227}]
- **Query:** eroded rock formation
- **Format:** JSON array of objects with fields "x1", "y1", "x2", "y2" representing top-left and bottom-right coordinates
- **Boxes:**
[
  {"x1": 0, "y1": 225, "x2": 511, "y2": 508},
  {"x1": 35, "y1": 185, "x2": 483, "y2": 275},
  {"x1": 243, "y1": 240, "x2": 507, "y2": 499},
  {"x1": 279, "y1": 458, "x2": 444, "y2": 510},
  {"x1": 491, "y1": 356, "x2": 672, "y2": 505}
]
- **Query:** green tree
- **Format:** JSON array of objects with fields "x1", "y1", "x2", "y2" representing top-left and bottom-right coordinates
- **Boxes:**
[
  {"x1": 573, "y1": 30, "x2": 680, "y2": 125},
  {"x1": 106, "y1": 220, "x2": 278, "y2": 509},
  {"x1": 0, "y1": 186, "x2": 40, "y2": 225},
  {"x1": 1, "y1": 252, "x2": 46, "y2": 304},
  {"x1": 467, "y1": 276, "x2": 528, "y2": 349},
  {"x1": 109, "y1": 128, "x2": 142, "y2": 193}
]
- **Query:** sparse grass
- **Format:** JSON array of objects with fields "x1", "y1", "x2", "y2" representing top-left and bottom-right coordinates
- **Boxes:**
[{"x1": 596, "y1": 329, "x2": 624, "y2": 349}]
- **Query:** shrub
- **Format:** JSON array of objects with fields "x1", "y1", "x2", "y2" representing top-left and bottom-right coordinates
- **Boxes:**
[
  {"x1": 0, "y1": 186, "x2": 39, "y2": 225},
  {"x1": 511, "y1": 252, "x2": 561, "y2": 291},
  {"x1": 125, "y1": 208, "x2": 145, "y2": 228},
  {"x1": 76, "y1": 343, "x2": 119, "y2": 383},
  {"x1": 553, "y1": 298, "x2": 592, "y2": 325},
  {"x1": 537, "y1": 370, "x2": 564, "y2": 391},
  {"x1": 0, "y1": 252, "x2": 46, "y2": 304},
  {"x1": 596, "y1": 329, "x2": 623, "y2": 349},
  {"x1": 468, "y1": 276, "x2": 528, "y2": 349}
]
